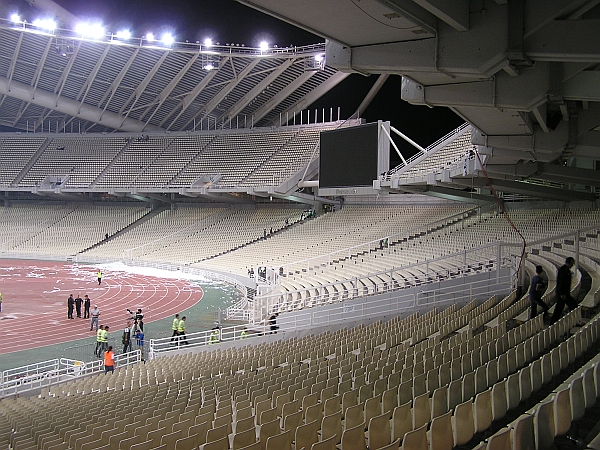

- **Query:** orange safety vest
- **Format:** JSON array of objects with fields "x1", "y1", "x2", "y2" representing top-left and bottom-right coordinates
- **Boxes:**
[{"x1": 104, "y1": 350, "x2": 114, "y2": 367}]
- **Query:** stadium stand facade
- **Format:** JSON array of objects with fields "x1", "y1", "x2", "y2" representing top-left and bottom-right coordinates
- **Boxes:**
[{"x1": 2, "y1": 1, "x2": 600, "y2": 448}]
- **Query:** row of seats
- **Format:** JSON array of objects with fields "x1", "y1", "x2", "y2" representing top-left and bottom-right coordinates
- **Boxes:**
[
  {"x1": 0, "y1": 123, "x2": 343, "y2": 190},
  {"x1": 2, "y1": 283, "x2": 594, "y2": 450}
]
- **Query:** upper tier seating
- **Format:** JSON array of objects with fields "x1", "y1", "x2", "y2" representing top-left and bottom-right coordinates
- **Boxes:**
[{"x1": 1, "y1": 123, "x2": 344, "y2": 191}]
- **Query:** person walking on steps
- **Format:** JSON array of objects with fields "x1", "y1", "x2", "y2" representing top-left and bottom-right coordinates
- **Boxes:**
[
  {"x1": 529, "y1": 265, "x2": 549, "y2": 319},
  {"x1": 551, "y1": 256, "x2": 579, "y2": 324}
]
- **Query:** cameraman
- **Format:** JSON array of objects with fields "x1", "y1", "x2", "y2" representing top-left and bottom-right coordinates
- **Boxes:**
[{"x1": 126, "y1": 308, "x2": 144, "y2": 332}]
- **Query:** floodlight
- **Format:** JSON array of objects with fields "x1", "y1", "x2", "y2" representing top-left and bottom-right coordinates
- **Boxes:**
[
  {"x1": 116, "y1": 30, "x2": 131, "y2": 39},
  {"x1": 315, "y1": 54, "x2": 324, "y2": 62},
  {"x1": 146, "y1": 32, "x2": 155, "y2": 42},
  {"x1": 75, "y1": 22, "x2": 104, "y2": 39},
  {"x1": 10, "y1": 13, "x2": 21, "y2": 24},
  {"x1": 161, "y1": 33, "x2": 174, "y2": 46},
  {"x1": 33, "y1": 18, "x2": 56, "y2": 31},
  {"x1": 204, "y1": 63, "x2": 214, "y2": 71},
  {"x1": 259, "y1": 41, "x2": 269, "y2": 51},
  {"x1": 204, "y1": 38, "x2": 213, "y2": 47}
]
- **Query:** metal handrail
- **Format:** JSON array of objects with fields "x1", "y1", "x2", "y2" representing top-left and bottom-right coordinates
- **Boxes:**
[{"x1": 0, "y1": 350, "x2": 141, "y2": 398}]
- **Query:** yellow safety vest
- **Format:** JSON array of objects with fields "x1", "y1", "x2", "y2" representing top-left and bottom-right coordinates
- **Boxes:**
[
  {"x1": 101, "y1": 329, "x2": 108, "y2": 343},
  {"x1": 172, "y1": 318, "x2": 179, "y2": 331},
  {"x1": 96, "y1": 329, "x2": 103, "y2": 342},
  {"x1": 209, "y1": 331, "x2": 219, "y2": 343},
  {"x1": 240, "y1": 330, "x2": 248, "y2": 339},
  {"x1": 177, "y1": 320, "x2": 186, "y2": 333}
]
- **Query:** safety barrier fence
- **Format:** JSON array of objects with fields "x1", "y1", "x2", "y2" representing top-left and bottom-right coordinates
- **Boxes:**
[
  {"x1": 246, "y1": 241, "x2": 514, "y2": 322},
  {"x1": 150, "y1": 269, "x2": 514, "y2": 357},
  {"x1": 0, "y1": 351, "x2": 141, "y2": 399},
  {"x1": 149, "y1": 323, "x2": 272, "y2": 357}
]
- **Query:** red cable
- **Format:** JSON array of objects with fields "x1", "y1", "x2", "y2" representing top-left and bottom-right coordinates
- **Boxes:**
[{"x1": 474, "y1": 150, "x2": 527, "y2": 287}]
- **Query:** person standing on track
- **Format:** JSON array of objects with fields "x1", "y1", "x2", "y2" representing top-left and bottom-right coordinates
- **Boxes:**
[
  {"x1": 171, "y1": 314, "x2": 180, "y2": 343},
  {"x1": 97, "y1": 270, "x2": 103, "y2": 285},
  {"x1": 75, "y1": 294, "x2": 83, "y2": 318},
  {"x1": 67, "y1": 294, "x2": 75, "y2": 319},
  {"x1": 90, "y1": 304, "x2": 100, "y2": 331},
  {"x1": 83, "y1": 295, "x2": 91, "y2": 319}
]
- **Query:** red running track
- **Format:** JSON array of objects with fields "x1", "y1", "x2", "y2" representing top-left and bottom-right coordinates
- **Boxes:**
[{"x1": 0, "y1": 260, "x2": 203, "y2": 355}]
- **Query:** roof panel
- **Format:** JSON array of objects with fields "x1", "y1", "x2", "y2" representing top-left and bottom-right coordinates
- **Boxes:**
[{"x1": 0, "y1": 23, "x2": 336, "y2": 133}]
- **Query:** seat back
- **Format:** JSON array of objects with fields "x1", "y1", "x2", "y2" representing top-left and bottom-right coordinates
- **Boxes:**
[
  {"x1": 265, "y1": 430, "x2": 291, "y2": 450},
  {"x1": 429, "y1": 411, "x2": 453, "y2": 450},
  {"x1": 452, "y1": 400, "x2": 474, "y2": 446},
  {"x1": 340, "y1": 422, "x2": 367, "y2": 450},
  {"x1": 367, "y1": 412, "x2": 391, "y2": 450}
]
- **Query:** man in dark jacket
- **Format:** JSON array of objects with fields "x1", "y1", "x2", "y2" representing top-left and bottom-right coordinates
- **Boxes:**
[
  {"x1": 67, "y1": 294, "x2": 75, "y2": 319},
  {"x1": 75, "y1": 294, "x2": 83, "y2": 318},
  {"x1": 551, "y1": 256, "x2": 578, "y2": 324}
]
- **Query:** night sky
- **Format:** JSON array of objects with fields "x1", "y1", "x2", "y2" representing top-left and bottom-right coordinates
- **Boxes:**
[{"x1": 3, "y1": 0, "x2": 464, "y2": 165}]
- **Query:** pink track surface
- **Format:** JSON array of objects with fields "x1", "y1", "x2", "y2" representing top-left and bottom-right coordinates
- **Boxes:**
[{"x1": 0, "y1": 260, "x2": 203, "y2": 355}]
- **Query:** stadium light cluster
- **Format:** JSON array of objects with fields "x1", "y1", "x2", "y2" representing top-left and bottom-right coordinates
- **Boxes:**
[{"x1": 4, "y1": 13, "x2": 285, "y2": 53}]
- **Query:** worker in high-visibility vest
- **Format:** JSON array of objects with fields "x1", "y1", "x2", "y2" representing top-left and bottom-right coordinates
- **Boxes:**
[
  {"x1": 97, "y1": 270, "x2": 103, "y2": 285},
  {"x1": 209, "y1": 329, "x2": 219, "y2": 344},
  {"x1": 95, "y1": 325, "x2": 104, "y2": 357},
  {"x1": 101, "y1": 326, "x2": 110, "y2": 354},
  {"x1": 177, "y1": 317, "x2": 188, "y2": 346},
  {"x1": 240, "y1": 328, "x2": 248, "y2": 339},
  {"x1": 170, "y1": 314, "x2": 180, "y2": 343}
]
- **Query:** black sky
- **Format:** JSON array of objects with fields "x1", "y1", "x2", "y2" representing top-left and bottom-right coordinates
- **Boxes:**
[{"x1": 4, "y1": 0, "x2": 463, "y2": 164}]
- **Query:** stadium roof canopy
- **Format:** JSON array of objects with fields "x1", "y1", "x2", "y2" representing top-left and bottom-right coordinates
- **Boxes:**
[
  {"x1": 238, "y1": 0, "x2": 600, "y2": 199},
  {"x1": 0, "y1": 18, "x2": 347, "y2": 133}
]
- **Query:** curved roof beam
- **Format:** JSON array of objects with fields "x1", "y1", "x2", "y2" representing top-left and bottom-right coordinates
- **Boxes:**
[{"x1": 0, "y1": 76, "x2": 163, "y2": 132}]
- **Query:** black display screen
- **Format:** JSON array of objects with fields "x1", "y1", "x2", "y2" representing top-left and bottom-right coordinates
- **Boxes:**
[{"x1": 319, "y1": 123, "x2": 379, "y2": 188}]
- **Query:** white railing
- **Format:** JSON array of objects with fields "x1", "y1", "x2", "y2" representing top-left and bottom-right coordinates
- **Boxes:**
[
  {"x1": 251, "y1": 241, "x2": 514, "y2": 320},
  {"x1": 151, "y1": 269, "x2": 514, "y2": 356},
  {"x1": 0, "y1": 351, "x2": 141, "y2": 398},
  {"x1": 149, "y1": 323, "x2": 272, "y2": 356},
  {"x1": 280, "y1": 273, "x2": 515, "y2": 330}
]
